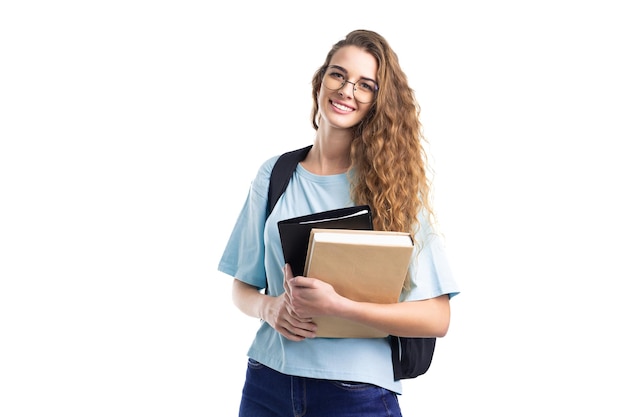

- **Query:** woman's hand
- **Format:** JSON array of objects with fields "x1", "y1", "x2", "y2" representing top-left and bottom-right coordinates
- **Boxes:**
[
  {"x1": 231, "y1": 278, "x2": 317, "y2": 342},
  {"x1": 283, "y1": 263, "x2": 346, "y2": 321},
  {"x1": 263, "y1": 290, "x2": 318, "y2": 342}
]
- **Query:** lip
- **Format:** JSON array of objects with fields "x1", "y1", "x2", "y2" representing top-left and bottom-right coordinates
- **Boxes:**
[{"x1": 330, "y1": 99, "x2": 355, "y2": 113}]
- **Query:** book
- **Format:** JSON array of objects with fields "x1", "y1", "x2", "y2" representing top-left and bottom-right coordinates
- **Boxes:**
[
  {"x1": 277, "y1": 205, "x2": 373, "y2": 277},
  {"x1": 303, "y1": 228, "x2": 414, "y2": 338}
]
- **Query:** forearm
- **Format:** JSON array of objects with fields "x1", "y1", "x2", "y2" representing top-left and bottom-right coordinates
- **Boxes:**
[
  {"x1": 231, "y1": 278, "x2": 278, "y2": 323},
  {"x1": 336, "y1": 294, "x2": 451, "y2": 338}
]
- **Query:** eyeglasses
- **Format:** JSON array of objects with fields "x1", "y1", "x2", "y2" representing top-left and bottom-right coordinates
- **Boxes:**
[{"x1": 322, "y1": 66, "x2": 378, "y2": 104}]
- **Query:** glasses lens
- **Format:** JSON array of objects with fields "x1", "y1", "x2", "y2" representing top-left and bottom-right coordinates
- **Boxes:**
[
  {"x1": 323, "y1": 70, "x2": 345, "y2": 91},
  {"x1": 353, "y1": 79, "x2": 377, "y2": 103},
  {"x1": 322, "y1": 69, "x2": 377, "y2": 103}
]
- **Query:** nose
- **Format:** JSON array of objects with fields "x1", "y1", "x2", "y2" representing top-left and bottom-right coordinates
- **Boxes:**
[{"x1": 338, "y1": 80, "x2": 355, "y2": 98}]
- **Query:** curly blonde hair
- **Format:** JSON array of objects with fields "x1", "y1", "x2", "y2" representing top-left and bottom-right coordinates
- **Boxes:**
[{"x1": 311, "y1": 30, "x2": 434, "y2": 240}]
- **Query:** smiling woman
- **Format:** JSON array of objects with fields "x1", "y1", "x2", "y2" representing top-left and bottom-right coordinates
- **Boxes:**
[
  {"x1": 311, "y1": 44, "x2": 380, "y2": 137},
  {"x1": 217, "y1": 29, "x2": 460, "y2": 417}
]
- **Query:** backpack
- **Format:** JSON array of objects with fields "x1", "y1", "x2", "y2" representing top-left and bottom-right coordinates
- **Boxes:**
[{"x1": 266, "y1": 145, "x2": 436, "y2": 380}]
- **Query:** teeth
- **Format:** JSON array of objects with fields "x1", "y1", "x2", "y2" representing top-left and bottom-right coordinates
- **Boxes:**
[{"x1": 332, "y1": 101, "x2": 352, "y2": 111}]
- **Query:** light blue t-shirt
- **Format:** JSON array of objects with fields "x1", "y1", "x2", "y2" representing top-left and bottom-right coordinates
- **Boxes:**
[{"x1": 218, "y1": 154, "x2": 460, "y2": 394}]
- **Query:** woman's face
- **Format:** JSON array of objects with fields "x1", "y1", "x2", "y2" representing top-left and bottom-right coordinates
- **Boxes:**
[{"x1": 317, "y1": 45, "x2": 378, "y2": 131}]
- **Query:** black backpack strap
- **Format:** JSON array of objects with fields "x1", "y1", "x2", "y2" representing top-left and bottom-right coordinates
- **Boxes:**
[{"x1": 266, "y1": 145, "x2": 312, "y2": 217}]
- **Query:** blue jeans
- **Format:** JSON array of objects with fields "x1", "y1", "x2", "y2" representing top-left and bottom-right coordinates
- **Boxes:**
[{"x1": 239, "y1": 359, "x2": 402, "y2": 417}]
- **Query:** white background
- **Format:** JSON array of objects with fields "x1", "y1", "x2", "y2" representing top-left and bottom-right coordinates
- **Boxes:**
[{"x1": 1, "y1": 1, "x2": 625, "y2": 415}]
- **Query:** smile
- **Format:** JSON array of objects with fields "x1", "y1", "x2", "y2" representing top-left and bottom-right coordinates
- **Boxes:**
[{"x1": 331, "y1": 101, "x2": 354, "y2": 112}]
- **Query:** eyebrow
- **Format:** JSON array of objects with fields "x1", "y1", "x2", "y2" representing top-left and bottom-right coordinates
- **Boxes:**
[{"x1": 327, "y1": 64, "x2": 377, "y2": 84}]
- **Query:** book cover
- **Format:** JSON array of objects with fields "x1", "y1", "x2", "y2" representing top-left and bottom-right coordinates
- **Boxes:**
[
  {"x1": 304, "y1": 228, "x2": 414, "y2": 338},
  {"x1": 277, "y1": 205, "x2": 372, "y2": 277}
]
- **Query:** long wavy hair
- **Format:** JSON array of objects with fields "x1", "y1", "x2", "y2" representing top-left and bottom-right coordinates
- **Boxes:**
[{"x1": 311, "y1": 30, "x2": 434, "y2": 242}]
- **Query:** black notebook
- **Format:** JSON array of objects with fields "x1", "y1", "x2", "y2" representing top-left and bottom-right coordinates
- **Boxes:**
[{"x1": 277, "y1": 205, "x2": 373, "y2": 276}]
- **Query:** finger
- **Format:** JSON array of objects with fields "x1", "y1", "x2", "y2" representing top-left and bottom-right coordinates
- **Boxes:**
[
  {"x1": 287, "y1": 308, "x2": 312, "y2": 323},
  {"x1": 280, "y1": 321, "x2": 317, "y2": 340},
  {"x1": 283, "y1": 266, "x2": 292, "y2": 296},
  {"x1": 283, "y1": 266, "x2": 291, "y2": 294},
  {"x1": 289, "y1": 275, "x2": 313, "y2": 289},
  {"x1": 284, "y1": 263, "x2": 294, "y2": 279},
  {"x1": 276, "y1": 316, "x2": 306, "y2": 340}
]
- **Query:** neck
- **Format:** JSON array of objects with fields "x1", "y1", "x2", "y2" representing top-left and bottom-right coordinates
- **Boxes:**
[{"x1": 302, "y1": 133, "x2": 352, "y2": 175}]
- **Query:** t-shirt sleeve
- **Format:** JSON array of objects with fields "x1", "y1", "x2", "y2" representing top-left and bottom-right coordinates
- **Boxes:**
[
  {"x1": 401, "y1": 216, "x2": 460, "y2": 302},
  {"x1": 217, "y1": 157, "x2": 277, "y2": 289}
]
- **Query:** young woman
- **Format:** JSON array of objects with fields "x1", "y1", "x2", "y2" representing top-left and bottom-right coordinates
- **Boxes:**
[{"x1": 218, "y1": 29, "x2": 460, "y2": 417}]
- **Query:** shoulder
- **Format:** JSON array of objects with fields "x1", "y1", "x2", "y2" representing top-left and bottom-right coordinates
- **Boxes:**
[
  {"x1": 248, "y1": 154, "x2": 280, "y2": 197},
  {"x1": 257, "y1": 154, "x2": 281, "y2": 179},
  {"x1": 414, "y1": 210, "x2": 438, "y2": 243}
]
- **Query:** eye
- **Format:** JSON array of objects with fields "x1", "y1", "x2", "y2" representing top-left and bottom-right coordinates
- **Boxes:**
[
  {"x1": 328, "y1": 71, "x2": 346, "y2": 82},
  {"x1": 357, "y1": 80, "x2": 377, "y2": 92}
]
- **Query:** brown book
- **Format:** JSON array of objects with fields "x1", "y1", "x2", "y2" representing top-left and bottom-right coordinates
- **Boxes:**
[{"x1": 303, "y1": 228, "x2": 414, "y2": 338}]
